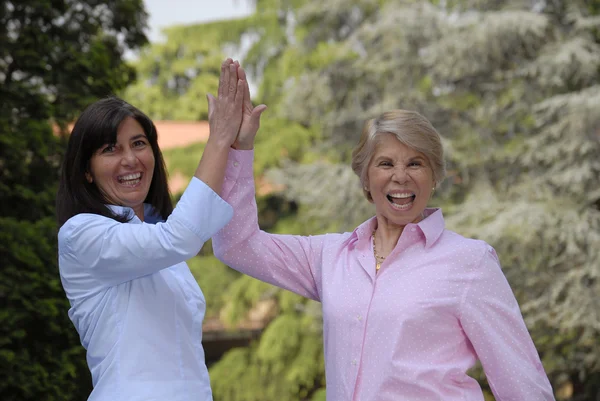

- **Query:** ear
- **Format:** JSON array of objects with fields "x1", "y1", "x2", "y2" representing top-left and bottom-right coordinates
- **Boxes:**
[
  {"x1": 363, "y1": 182, "x2": 374, "y2": 203},
  {"x1": 85, "y1": 171, "x2": 93, "y2": 183}
]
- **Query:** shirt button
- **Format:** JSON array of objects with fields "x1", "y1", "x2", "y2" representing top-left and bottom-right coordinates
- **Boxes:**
[
  {"x1": 410, "y1": 227, "x2": 416, "y2": 232},
  {"x1": 233, "y1": 161, "x2": 239, "y2": 167},
  {"x1": 352, "y1": 359, "x2": 357, "y2": 366},
  {"x1": 356, "y1": 315, "x2": 362, "y2": 321}
]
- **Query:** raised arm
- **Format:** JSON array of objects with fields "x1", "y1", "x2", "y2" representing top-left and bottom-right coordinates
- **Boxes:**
[
  {"x1": 59, "y1": 178, "x2": 233, "y2": 292},
  {"x1": 211, "y1": 69, "x2": 325, "y2": 300},
  {"x1": 59, "y1": 58, "x2": 245, "y2": 294},
  {"x1": 460, "y1": 246, "x2": 555, "y2": 401},
  {"x1": 212, "y1": 150, "x2": 325, "y2": 301}
]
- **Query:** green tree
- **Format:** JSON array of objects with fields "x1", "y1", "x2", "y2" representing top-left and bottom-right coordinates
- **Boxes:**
[
  {"x1": 122, "y1": 19, "x2": 250, "y2": 121},
  {"x1": 0, "y1": 1, "x2": 148, "y2": 399}
]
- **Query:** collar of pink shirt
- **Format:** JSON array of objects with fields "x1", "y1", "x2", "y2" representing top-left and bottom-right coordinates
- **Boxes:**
[{"x1": 350, "y1": 207, "x2": 445, "y2": 249}]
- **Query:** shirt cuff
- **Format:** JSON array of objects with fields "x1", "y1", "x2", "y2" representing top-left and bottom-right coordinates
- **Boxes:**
[
  {"x1": 173, "y1": 176, "x2": 234, "y2": 241},
  {"x1": 226, "y1": 149, "x2": 254, "y2": 180}
]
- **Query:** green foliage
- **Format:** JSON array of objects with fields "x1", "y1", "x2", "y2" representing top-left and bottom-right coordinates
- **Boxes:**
[
  {"x1": 0, "y1": 217, "x2": 89, "y2": 400},
  {"x1": 163, "y1": 141, "x2": 206, "y2": 178},
  {"x1": 220, "y1": 275, "x2": 277, "y2": 326},
  {"x1": 210, "y1": 306, "x2": 324, "y2": 401},
  {"x1": 311, "y1": 388, "x2": 326, "y2": 401},
  {"x1": 187, "y1": 255, "x2": 241, "y2": 318},
  {"x1": 122, "y1": 18, "x2": 251, "y2": 120},
  {"x1": 0, "y1": 0, "x2": 148, "y2": 399},
  {"x1": 253, "y1": 117, "x2": 320, "y2": 174}
]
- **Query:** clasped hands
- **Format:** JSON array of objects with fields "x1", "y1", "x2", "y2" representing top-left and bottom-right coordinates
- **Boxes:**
[{"x1": 206, "y1": 58, "x2": 267, "y2": 150}]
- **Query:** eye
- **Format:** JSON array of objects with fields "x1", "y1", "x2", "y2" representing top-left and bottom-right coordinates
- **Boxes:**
[
  {"x1": 408, "y1": 160, "x2": 423, "y2": 167},
  {"x1": 133, "y1": 139, "x2": 148, "y2": 148},
  {"x1": 100, "y1": 144, "x2": 116, "y2": 154},
  {"x1": 378, "y1": 161, "x2": 392, "y2": 167}
]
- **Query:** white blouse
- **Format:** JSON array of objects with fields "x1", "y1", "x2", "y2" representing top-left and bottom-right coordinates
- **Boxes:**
[{"x1": 58, "y1": 177, "x2": 232, "y2": 401}]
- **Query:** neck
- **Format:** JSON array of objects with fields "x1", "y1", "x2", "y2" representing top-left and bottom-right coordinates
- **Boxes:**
[
  {"x1": 133, "y1": 205, "x2": 145, "y2": 221},
  {"x1": 373, "y1": 223, "x2": 403, "y2": 258},
  {"x1": 374, "y1": 213, "x2": 425, "y2": 256}
]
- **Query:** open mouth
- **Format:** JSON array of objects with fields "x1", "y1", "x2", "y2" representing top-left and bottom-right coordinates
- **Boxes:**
[
  {"x1": 386, "y1": 192, "x2": 415, "y2": 210},
  {"x1": 117, "y1": 172, "x2": 142, "y2": 186}
]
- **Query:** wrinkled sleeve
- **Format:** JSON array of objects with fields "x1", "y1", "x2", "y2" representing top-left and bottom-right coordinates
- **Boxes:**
[
  {"x1": 212, "y1": 149, "x2": 323, "y2": 302},
  {"x1": 58, "y1": 177, "x2": 233, "y2": 293},
  {"x1": 460, "y1": 245, "x2": 555, "y2": 401}
]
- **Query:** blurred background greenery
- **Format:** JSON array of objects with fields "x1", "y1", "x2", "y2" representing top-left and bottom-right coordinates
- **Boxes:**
[{"x1": 1, "y1": 0, "x2": 599, "y2": 400}]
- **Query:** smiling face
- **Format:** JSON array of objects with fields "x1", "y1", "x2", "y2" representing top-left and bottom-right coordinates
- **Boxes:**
[
  {"x1": 366, "y1": 133, "x2": 435, "y2": 229},
  {"x1": 86, "y1": 117, "x2": 155, "y2": 220}
]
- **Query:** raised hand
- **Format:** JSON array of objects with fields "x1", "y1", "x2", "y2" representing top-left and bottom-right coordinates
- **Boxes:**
[
  {"x1": 206, "y1": 58, "x2": 245, "y2": 148},
  {"x1": 232, "y1": 66, "x2": 267, "y2": 150}
]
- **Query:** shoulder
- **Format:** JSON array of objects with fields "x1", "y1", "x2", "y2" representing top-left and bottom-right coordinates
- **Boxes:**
[
  {"x1": 437, "y1": 229, "x2": 499, "y2": 269},
  {"x1": 301, "y1": 231, "x2": 354, "y2": 255},
  {"x1": 324, "y1": 231, "x2": 354, "y2": 247},
  {"x1": 58, "y1": 213, "x2": 120, "y2": 253}
]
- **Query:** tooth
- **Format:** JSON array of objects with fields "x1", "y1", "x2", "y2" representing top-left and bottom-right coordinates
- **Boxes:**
[{"x1": 120, "y1": 173, "x2": 141, "y2": 180}]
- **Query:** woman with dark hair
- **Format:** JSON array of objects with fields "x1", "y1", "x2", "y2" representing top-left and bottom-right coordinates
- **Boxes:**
[{"x1": 56, "y1": 59, "x2": 264, "y2": 401}]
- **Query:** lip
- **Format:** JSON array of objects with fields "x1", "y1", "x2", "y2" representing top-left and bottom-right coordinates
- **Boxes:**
[
  {"x1": 386, "y1": 190, "x2": 416, "y2": 211},
  {"x1": 115, "y1": 171, "x2": 144, "y2": 188}
]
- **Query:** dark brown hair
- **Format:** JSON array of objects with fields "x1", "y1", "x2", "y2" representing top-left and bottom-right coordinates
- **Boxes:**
[{"x1": 56, "y1": 96, "x2": 173, "y2": 226}]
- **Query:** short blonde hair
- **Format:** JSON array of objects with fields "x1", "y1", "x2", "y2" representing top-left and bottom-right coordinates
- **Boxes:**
[{"x1": 351, "y1": 110, "x2": 446, "y2": 201}]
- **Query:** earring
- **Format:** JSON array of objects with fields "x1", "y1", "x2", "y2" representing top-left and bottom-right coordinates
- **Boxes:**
[{"x1": 363, "y1": 186, "x2": 369, "y2": 191}]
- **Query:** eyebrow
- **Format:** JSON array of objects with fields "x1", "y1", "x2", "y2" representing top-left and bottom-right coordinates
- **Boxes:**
[
  {"x1": 373, "y1": 155, "x2": 426, "y2": 162},
  {"x1": 130, "y1": 134, "x2": 148, "y2": 141}
]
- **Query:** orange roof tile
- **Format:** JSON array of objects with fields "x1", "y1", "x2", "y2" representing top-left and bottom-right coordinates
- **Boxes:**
[
  {"x1": 155, "y1": 121, "x2": 209, "y2": 149},
  {"x1": 53, "y1": 120, "x2": 210, "y2": 149}
]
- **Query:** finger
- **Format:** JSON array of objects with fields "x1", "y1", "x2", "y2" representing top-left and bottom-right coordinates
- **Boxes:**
[
  {"x1": 206, "y1": 93, "x2": 216, "y2": 119},
  {"x1": 251, "y1": 104, "x2": 267, "y2": 125},
  {"x1": 234, "y1": 79, "x2": 245, "y2": 108},
  {"x1": 238, "y1": 67, "x2": 253, "y2": 111},
  {"x1": 228, "y1": 63, "x2": 238, "y2": 96},
  {"x1": 244, "y1": 79, "x2": 254, "y2": 113},
  {"x1": 220, "y1": 59, "x2": 232, "y2": 99},
  {"x1": 218, "y1": 58, "x2": 231, "y2": 98},
  {"x1": 237, "y1": 66, "x2": 247, "y2": 81}
]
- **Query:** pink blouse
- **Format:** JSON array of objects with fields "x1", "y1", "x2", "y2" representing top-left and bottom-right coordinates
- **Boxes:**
[{"x1": 213, "y1": 149, "x2": 555, "y2": 401}]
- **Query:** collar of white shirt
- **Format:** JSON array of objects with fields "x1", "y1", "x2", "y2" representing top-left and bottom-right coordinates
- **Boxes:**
[{"x1": 105, "y1": 203, "x2": 163, "y2": 224}]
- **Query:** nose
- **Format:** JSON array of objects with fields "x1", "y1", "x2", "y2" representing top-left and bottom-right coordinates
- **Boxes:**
[
  {"x1": 392, "y1": 165, "x2": 409, "y2": 183},
  {"x1": 120, "y1": 148, "x2": 138, "y2": 167}
]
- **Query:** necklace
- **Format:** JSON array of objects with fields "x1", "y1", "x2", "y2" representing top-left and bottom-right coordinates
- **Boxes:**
[{"x1": 372, "y1": 229, "x2": 385, "y2": 272}]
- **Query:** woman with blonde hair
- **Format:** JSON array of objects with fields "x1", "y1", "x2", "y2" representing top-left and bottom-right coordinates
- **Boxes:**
[{"x1": 214, "y1": 106, "x2": 555, "y2": 400}]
